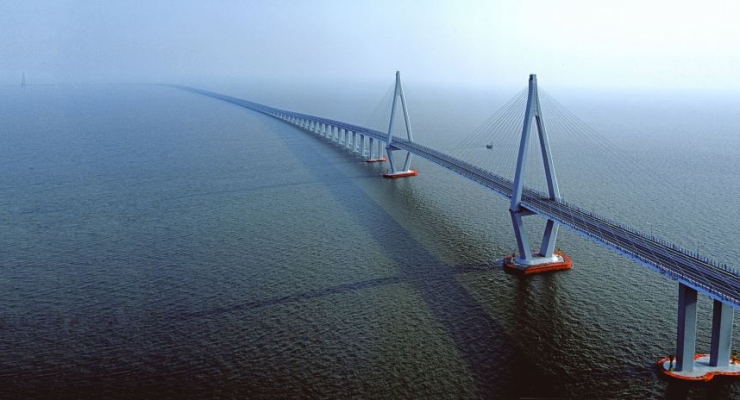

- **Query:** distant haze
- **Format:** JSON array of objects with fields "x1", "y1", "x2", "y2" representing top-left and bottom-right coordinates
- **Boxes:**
[{"x1": 2, "y1": 0, "x2": 739, "y2": 91}]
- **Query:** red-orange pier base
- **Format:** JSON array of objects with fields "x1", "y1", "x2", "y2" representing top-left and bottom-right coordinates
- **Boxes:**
[
  {"x1": 657, "y1": 354, "x2": 740, "y2": 382},
  {"x1": 383, "y1": 170, "x2": 418, "y2": 179},
  {"x1": 503, "y1": 251, "x2": 572, "y2": 275},
  {"x1": 365, "y1": 157, "x2": 387, "y2": 163}
]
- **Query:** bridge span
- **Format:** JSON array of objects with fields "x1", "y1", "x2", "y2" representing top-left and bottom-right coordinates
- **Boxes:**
[{"x1": 172, "y1": 75, "x2": 740, "y2": 378}]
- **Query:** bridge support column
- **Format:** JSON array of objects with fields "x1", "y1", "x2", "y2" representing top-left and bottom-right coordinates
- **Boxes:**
[
  {"x1": 352, "y1": 131, "x2": 358, "y2": 152},
  {"x1": 504, "y1": 74, "x2": 570, "y2": 274},
  {"x1": 360, "y1": 135, "x2": 366, "y2": 157},
  {"x1": 659, "y1": 286, "x2": 740, "y2": 380},
  {"x1": 658, "y1": 282, "x2": 740, "y2": 381},
  {"x1": 383, "y1": 71, "x2": 417, "y2": 178},
  {"x1": 366, "y1": 137, "x2": 385, "y2": 162},
  {"x1": 709, "y1": 300, "x2": 734, "y2": 367},
  {"x1": 676, "y1": 283, "x2": 698, "y2": 372}
]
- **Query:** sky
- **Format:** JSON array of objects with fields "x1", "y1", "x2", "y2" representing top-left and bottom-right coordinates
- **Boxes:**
[{"x1": 2, "y1": 0, "x2": 740, "y2": 90}]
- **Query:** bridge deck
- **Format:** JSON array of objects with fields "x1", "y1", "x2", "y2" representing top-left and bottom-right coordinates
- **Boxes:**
[{"x1": 175, "y1": 85, "x2": 740, "y2": 309}]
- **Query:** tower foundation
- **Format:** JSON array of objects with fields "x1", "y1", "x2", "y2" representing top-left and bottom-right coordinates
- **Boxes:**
[{"x1": 504, "y1": 251, "x2": 572, "y2": 275}]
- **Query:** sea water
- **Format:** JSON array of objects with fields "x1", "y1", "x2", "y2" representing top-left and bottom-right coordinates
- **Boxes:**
[{"x1": 1, "y1": 83, "x2": 739, "y2": 399}]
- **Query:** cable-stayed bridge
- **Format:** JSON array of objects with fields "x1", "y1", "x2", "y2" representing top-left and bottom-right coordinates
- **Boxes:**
[{"x1": 173, "y1": 74, "x2": 740, "y2": 379}]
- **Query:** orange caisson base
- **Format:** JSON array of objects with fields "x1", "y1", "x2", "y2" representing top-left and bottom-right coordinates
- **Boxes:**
[
  {"x1": 383, "y1": 170, "x2": 418, "y2": 179},
  {"x1": 657, "y1": 354, "x2": 740, "y2": 382},
  {"x1": 503, "y1": 251, "x2": 572, "y2": 275},
  {"x1": 365, "y1": 157, "x2": 387, "y2": 163}
]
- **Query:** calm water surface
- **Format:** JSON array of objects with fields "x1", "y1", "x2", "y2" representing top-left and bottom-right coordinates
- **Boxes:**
[{"x1": 1, "y1": 83, "x2": 739, "y2": 399}]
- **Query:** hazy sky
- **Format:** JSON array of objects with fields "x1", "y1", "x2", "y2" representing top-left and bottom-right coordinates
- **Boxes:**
[{"x1": 2, "y1": 0, "x2": 739, "y2": 90}]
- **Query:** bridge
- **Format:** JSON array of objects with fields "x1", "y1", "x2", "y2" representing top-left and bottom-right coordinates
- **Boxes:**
[{"x1": 173, "y1": 73, "x2": 740, "y2": 379}]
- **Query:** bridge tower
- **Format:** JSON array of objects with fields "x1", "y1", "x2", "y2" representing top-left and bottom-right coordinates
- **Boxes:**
[
  {"x1": 505, "y1": 74, "x2": 571, "y2": 274},
  {"x1": 383, "y1": 71, "x2": 418, "y2": 178}
]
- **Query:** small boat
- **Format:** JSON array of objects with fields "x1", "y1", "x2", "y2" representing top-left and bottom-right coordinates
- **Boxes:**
[{"x1": 486, "y1": 142, "x2": 493, "y2": 149}]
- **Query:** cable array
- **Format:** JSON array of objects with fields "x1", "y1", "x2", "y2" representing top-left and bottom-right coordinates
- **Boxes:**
[
  {"x1": 450, "y1": 86, "x2": 557, "y2": 194},
  {"x1": 362, "y1": 82, "x2": 396, "y2": 134},
  {"x1": 449, "y1": 85, "x2": 719, "y2": 253}
]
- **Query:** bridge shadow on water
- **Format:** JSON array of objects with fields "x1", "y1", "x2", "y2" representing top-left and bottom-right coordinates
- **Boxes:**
[{"x1": 209, "y1": 114, "x2": 565, "y2": 398}]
